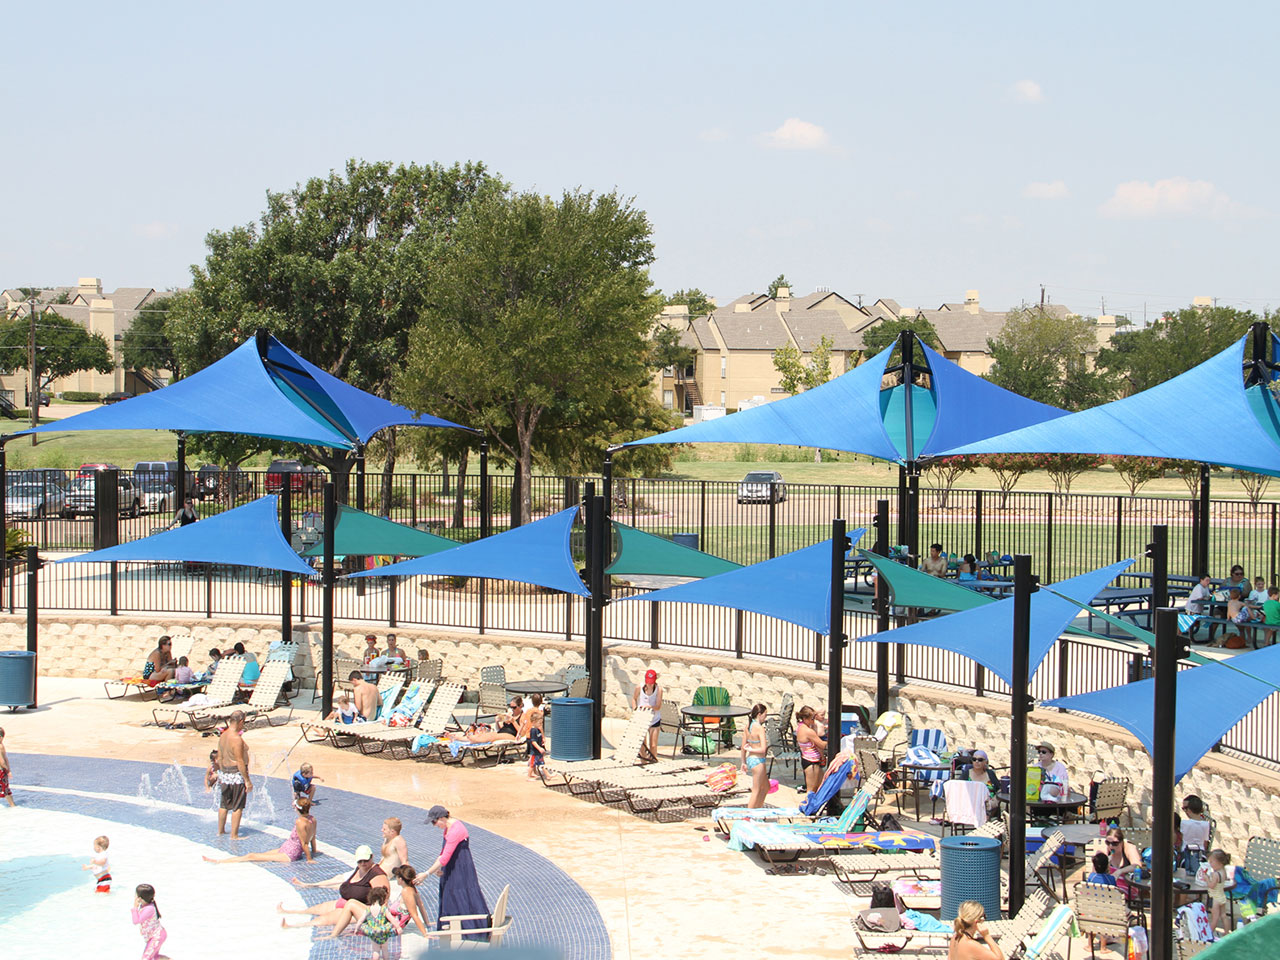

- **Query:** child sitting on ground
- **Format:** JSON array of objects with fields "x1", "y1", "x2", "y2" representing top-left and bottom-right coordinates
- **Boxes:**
[
  {"x1": 83, "y1": 835, "x2": 111, "y2": 892},
  {"x1": 292, "y1": 762, "x2": 323, "y2": 802},
  {"x1": 1086, "y1": 850, "x2": 1116, "y2": 885},
  {"x1": 359, "y1": 886, "x2": 401, "y2": 959}
]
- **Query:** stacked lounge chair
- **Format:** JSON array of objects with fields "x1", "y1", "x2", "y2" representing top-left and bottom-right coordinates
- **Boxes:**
[
  {"x1": 712, "y1": 767, "x2": 885, "y2": 837},
  {"x1": 187, "y1": 660, "x2": 295, "y2": 731},
  {"x1": 151, "y1": 656, "x2": 246, "y2": 727},
  {"x1": 298, "y1": 676, "x2": 406, "y2": 749},
  {"x1": 354, "y1": 682, "x2": 466, "y2": 759}
]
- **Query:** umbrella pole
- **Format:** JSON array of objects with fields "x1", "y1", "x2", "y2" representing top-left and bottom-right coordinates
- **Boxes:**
[
  {"x1": 1008, "y1": 553, "x2": 1035, "y2": 917},
  {"x1": 827, "y1": 519, "x2": 849, "y2": 815},
  {"x1": 1150, "y1": 605, "x2": 1184, "y2": 960},
  {"x1": 585, "y1": 489, "x2": 605, "y2": 760},
  {"x1": 321, "y1": 482, "x2": 335, "y2": 718},
  {"x1": 874, "y1": 500, "x2": 891, "y2": 718},
  {"x1": 0, "y1": 438, "x2": 7, "y2": 612},
  {"x1": 280, "y1": 483, "x2": 292, "y2": 644},
  {"x1": 1197, "y1": 463, "x2": 1210, "y2": 577},
  {"x1": 26, "y1": 544, "x2": 38, "y2": 708}
]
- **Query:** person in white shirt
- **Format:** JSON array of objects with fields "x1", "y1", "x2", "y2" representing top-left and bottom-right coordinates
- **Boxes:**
[
  {"x1": 1248, "y1": 577, "x2": 1268, "y2": 608},
  {"x1": 1035, "y1": 741, "x2": 1069, "y2": 801},
  {"x1": 1180, "y1": 794, "x2": 1212, "y2": 851},
  {"x1": 1185, "y1": 574, "x2": 1212, "y2": 616}
]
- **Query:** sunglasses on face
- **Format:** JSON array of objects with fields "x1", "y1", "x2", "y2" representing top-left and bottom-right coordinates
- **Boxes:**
[
  {"x1": 1106, "y1": 840, "x2": 1119, "y2": 847},
  {"x1": 1036, "y1": 749, "x2": 1051, "y2": 755}
]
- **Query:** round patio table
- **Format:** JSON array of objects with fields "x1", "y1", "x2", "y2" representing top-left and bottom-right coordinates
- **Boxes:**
[
  {"x1": 1041, "y1": 823, "x2": 1108, "y2": 846},
  {"x1": 680, "y1": 704, "x2": 751, "y2": 756},
  {"x1": 505, "y1": 680, "x2": 569, "y2": 697},
  {"x1": 997, "y1": 789, "x2": 1089, "y2": 822}
]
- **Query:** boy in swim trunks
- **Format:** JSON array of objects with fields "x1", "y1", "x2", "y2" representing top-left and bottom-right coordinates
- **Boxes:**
[
  {"x1": 84, "y1": 835, "x2": 111, "y2": 892},
  {"x1": 292, "y1": 762, "x2": 324, "y2": 802},
  {"x1": 0, "y1": 726, "x2": 12, "y2": 806}
]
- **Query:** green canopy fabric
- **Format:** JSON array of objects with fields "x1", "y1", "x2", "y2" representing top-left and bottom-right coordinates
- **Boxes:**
[
  {"x1": 301, "y1": 503, "x2": 458, "y2": 558},
  {"x1": 1044, "y1": 586, "x2": 1214, "y2": 667},
  {"x1": 606, "y1": 524, "x2": 742, "y2": 579},
  {"x1": 858, "y1": 550, "x2": 995, "y2": 612},
  {"x1": 1195, "y1": 906, "x2": 1280, "y2": 957}
]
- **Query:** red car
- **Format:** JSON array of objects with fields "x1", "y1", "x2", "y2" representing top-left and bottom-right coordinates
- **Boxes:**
[
  {"x1": 76, "y1": 463, "x2": 121, "y2": 478},
  {"x1": 264, "y1": 460, "x2": 324, "y2": 493}
]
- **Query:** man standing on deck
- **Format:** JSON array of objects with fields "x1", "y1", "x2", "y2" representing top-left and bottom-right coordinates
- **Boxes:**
[{"x1": 216, "y1": 710, "x2": 252, "y2": 839}]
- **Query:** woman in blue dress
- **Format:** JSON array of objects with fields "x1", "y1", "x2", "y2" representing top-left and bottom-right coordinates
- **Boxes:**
[{"x1": 422, "y1": 805, "x2": 489, "y2": 941}]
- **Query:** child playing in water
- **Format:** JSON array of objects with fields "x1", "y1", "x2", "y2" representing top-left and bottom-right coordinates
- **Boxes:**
[
  {"x1": 0, "y1": 726, "x2": 12, "y2": 806},
  {"x1": 292, "y1": 762, "x2": 324, "y2": 802},
  {"x1": 84, "y1": 835, "x2": 111, "y2": 892},
  {"x1": 359, "y1": 885, "x2": 401, "y2": 959},
  {"x1": 131, "y1": 883, "x2": 167, "y2": 960},
  {"x1": 204, "y1": 749, "x2": 219, "y2": 792}
]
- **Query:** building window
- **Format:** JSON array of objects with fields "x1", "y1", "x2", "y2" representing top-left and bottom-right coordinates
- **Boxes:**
[
  {"x1": 662, "y1": 389, "x2": 674, "y2": 409},
  {"x1": 663, "y1": 365, "x2": 674, "y2": 377},
  {"x1": 720, "y1": 356, "x2": 727, "y2": 379},
  {"x1": 720, "y1": 390, "x2": 726, "y2": 406}
]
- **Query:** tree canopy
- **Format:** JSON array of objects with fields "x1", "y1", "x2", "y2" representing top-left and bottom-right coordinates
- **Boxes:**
[
  {"x1": 663, "y1": 287, "x2": 715, "y2": 317},
  {"x1": 0, "y1": 310, "x2": 113, "y2": 397},
  {"x1": 984, "y1": 306, "x2": 1112, "y2": 410},
  {"x1": 860, "y1": 314, "x2": 942, "y2": 355},
  {"x1": 1095, "y1": 304, "x2": 1262, "y2": 394},
  {"x1": 772, "y1": 335, "x2": 833, "y2": 395},
  {"x1": 121, "y1": 293, "x2": 181, "y2": 378},
  {"x1": 165, "y1": 158, "x2": 502, "y2": 479},
  {"x1": 399, "y1": 187, "x2": 673, "y2": 523},
  {"x1": 768, "y1": 274, "x2": 792, "y2": 298}
]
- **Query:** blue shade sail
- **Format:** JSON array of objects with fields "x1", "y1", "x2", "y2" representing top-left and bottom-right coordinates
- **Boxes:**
[
  {"x1": 57, "y1": 496, "x2": 317, "y2": 577},
  {"x1": 939, "y1": 335, "x2": 1280, "y2": 472},
  {"x1": 347, "y1": 507, "x2": 590, "y2": 597},
  {"x1": 849, "y1": 560, "x2": 1134, "y2": 686},
  {"x1": 1042, "y1": 642, "x2": 1280, "y2": 782},
  {"x1": 620, "y1": 340, "x2": 1068, "y2": 465},
  {"x1": 21, "y1": 333, "x2": 470, "y2": 448},
  {"x1": 616, "y1": 530, "x2": 866, "y2": 636}
]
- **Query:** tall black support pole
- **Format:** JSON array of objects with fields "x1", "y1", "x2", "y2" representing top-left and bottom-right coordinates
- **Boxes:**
[
  {"x1": 585, "y1": 489, "x2": 606, "y2": 759},
  {"x1": 900, "y1": 330, "x2": 920, "y2": 566},
  {"x1": 354, "y1": 444, "x2": 366, "y2": 597},
  {"x1": 279, "y1": 482, "x2": 292, "y2": 643},
  {"x1": 25, "y1": 544, "x2": 38, "y2": 708},
  {"x1": 1150, "y1": 524, "x2": 1168, "y2": 613},
  {"x1": 874, "y1": 499, "x2": 891, "y2": 718},
  {"x1": 601, "y1": 455, "x2": 613, "y2": 600},
  {"x1": 1151, "y1": 606, "x2": 1185, "y2": 960},
  {"x1": 320, "y1": 481, "x2": 336, "y2": 718},
  {"x1": 896, "y1": 466, "x2": 908, "y2": 548},
  {"x1": 174, "y1": 431, "x2": 186, "y2": 503},
  {"x1": 0, "y1": 439, "x2": 7, "y2": 610},
  {"x1": 827, "y1": 518, "x2": 849, "y2": 813},
  {"x1": 478, "y1": 441, "x2": 490, "y2": 538},
  {"x1": 1197, "y1": 463, "x2": 1211, "y2": 577},
  {"x1": 1008, "y1": 553, "x2": 1036, "y2": 917}
]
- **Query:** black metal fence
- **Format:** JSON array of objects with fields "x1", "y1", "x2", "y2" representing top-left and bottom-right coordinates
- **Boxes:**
[{"x1": 8, "y1": 470, "x2": 1280, "y2": 767}]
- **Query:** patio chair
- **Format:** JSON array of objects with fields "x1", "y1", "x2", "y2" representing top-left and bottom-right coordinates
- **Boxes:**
[
  {"x1": 1074, "y1": 880, "x2": 1134, "y2": 960},
  {"x1": 564, "y1": 663, "x2": 588, "y2": 686},
  {"x1": 1091, "y1": 776, "x2": 1131, "y2": 825},
  {"x1": 711, "y1": 769, "x2": 885, "y2": 837},
  {"x1": 264, "y1": 641, "x2": 300, "y2": 699},
  {"x1": 897, "y1": 727, "x2": 950, "y2": 815},
  {"x1": 765, "y1": 716, "x2": 800, "y2": 778},
  {"x1": 474, "y1": 680, "x2": 509, "y2": 725},
  {"x1": 415, "y1": 883, "x2": 512, "y2": 949},
  {"x1": 942, "y1": 779, "x2": 990, "y2": 835},
  {"x1": 1227, "y1": 836, "x2": 1280, "y2": 926},
  {"x1": 189, "y1": 660, "x2": 294, "y2": 730},
  {"x1": 151, "y1": 656, "x2": 246, "y2": 727},
  {"x1": 1029, "y1": 830, "x2": 1069, "y2": 902},
  {"x1": 567, "y1": 676, "x2": 590, "y2": 698},
  {"x1": 853, "y1": 887, "x2": 1053, "y2": 957},
  {"x1": 686, "y1": 685, "x2": 734, "y2": 754},
  {"x1": 414, "y1": 658, "x2": 443, "y2": 684},
  {"x1": 479, "y1": 664, "x2": 507, "y2": 688},
  {"x1": 345, "y1": 680, "x2": 437, "y2": 756}
]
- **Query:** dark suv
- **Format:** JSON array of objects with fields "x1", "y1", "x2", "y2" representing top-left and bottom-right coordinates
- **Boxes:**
[
  {"x1": 197, "y1": 464, "x2": 252, "y2": 499},
  {"x1": 264, "y1": 460, "x2": 324, "y2": 493}
]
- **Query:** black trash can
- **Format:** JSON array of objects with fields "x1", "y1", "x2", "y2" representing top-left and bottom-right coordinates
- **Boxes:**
[
  {"x1": 672, "y1": 532, "x2": 698, "y2": 550},
  {"x1": 548, "y1": 696, "x2": 593, "y2": 761},
  {"x1": 0, "y1": 650, "x2": 36, "y2": 709}
]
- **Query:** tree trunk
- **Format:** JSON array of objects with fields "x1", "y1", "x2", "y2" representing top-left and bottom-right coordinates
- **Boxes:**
[
  {"x1": 451, "y1": 448, "x2": 469, "y2": 529},
  {"x1": 378, "y1": 427, "x2": 397, "y2": 516}
]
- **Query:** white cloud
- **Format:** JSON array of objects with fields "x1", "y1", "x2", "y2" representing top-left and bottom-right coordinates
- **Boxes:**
[
  {"x1": 1011, "y1": 79, "x2": 1044, "y2": 104},
  {"x1": 1099, "y1": 177, "x2": 1254, "y2": 220},
  {"x1": 1023, "y1": 180, "x2": 1069, "y2": 199},
  {"x1": 134, "y1": 221, "x2": 178, "y2": 239},
  {"x1": 698, "y1": 127, "x2": 729, "y2": 143},
  {"x1": 766, "y1": 117, "x2": 830, "y2": 150}
]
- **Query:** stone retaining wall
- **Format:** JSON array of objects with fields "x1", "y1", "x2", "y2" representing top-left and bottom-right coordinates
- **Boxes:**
[{"x1": 6, "y1": 613, "x2": 1276, "y2": 860}]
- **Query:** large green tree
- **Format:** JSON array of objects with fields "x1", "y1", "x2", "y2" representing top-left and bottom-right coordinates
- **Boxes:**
[
  {"x1": 985, "y1": 306, "x2": 1112, "y2": 410},
  {"x1": 121, "y1": 293, "x2": 182, "y2": 378},
  {"x1": 1095, "y1": 304, "x2": 1261, "y2": 394},
  {"x1": 166, "y1": 159, "x2": 502, "y2": 485},
  {"x1": 0, "y1": 309, "x2": 113, "y2": 398},
  {"x1": 772, "y1": 335, "x2": 833, "y2": 395},
  {"x1": 860, "y1": 314, "x2": 942, "y2": 355},
  {"x1": 663, "y1": 287, "x2": 715, "y2": 317},
  {"x1": 400, "y1": 188, "x2": 670, "y2": 524}
]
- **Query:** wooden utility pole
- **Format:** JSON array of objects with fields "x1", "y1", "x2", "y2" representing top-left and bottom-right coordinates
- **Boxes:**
[{"x1": 27, "y1": 298, "x2": 37, "y2": 445}]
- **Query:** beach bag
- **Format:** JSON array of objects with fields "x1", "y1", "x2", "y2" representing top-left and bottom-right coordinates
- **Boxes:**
[
  {"x1": 705, "y1": 763, "x2": 738, "y2": 793},
  {"x1": 1026, "y1": 765, "x2": 1043, "y2": 802}
]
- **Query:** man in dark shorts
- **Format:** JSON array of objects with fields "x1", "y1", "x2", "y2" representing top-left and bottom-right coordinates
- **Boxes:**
[{"x1": 216, "y1": 710, "x2": 252, "y2": 838}]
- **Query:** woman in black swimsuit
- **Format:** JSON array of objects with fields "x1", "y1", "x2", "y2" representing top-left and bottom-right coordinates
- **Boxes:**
[{"x1": 278, "y1": 843, "x2": 388, "y2": 928}]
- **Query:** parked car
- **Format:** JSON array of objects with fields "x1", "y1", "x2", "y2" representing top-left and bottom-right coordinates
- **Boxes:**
[
  {"x1": 102, "y1": 391, "x2": 132, "y2": 404},
  {"x1": 264, "y1": 459, "x2": 324, "y2": 493},
  {"x1": 133, "y1": 461, "x2": 196, "y2": 497},
  {"x1": 736, "y1": 470, "x2": 787, "y2": 504},
  {"x1": 6, "y1": 468, "x2": 69, "y2": 491},
  {"x1": 60, "y1": 475, "x2": 142, "y2": 518},
  {"x1": 77, "y1": 463, "x2": 121, "y2": 478},
  {"x1": 6, "y1": 482, "x2": 63, "y2": 518},
  {"x1": 134, "y1": 476, "x2": 179, "y2": 515},
  {"x1": 196, "y1": 464, "x2": 251, "y2": 500}
]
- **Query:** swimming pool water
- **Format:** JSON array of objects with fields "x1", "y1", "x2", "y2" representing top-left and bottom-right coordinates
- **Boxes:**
[{"x1": 0, "y1": 807, "x2": 312, "y2": 959}]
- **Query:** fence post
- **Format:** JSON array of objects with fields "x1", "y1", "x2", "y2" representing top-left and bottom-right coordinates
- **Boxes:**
[
  {"x1": 1045, "y1": 495, "x2": 1055, "y2": 582},
  {"x1": 109, "y1": 562, "x2": 118, "y2": 616},
  {"x1": 735, "y1": 609, "x2": 744, "y2": 659},
  {"x1": 974, "y1": 490, "x2": 983, "y2": 560},
  {"x1": 649, "y1": 601, "x2": 659, "y2": 649},
  {"x1": 1271, "y1": 502, "x2": 1277, "y2": 585},
  {"x1": 1115, "y1": 496, "x2": 1124, "y2": 563},
  {"x1": 1058, "y1": 640, "x2": 1070, "y2": 706},
  {"x1": 895, "y1": 643, "x2": 906, "y2": 684},
  {"x1": 388, "y1": 577, "x2": 397, "y2": 628},
  {"x1": 768, "y1": 484, "x2": 778, "y2": 559},
  {"x1": 205, "y1": 563, "x2": 213, "y2": 619},
  {"x1": 478, "y1": 580, "x2": 486, "y2": 635},
  {"x1": 410, "y1": 474, "x2": 418, "y2": 528},
  {"x1": 974, "y1": 664, "x2": 984, "y2": 698},
  {"x1": 699, "y1": 481, "x2": 707, "y2": 556},
  {"x1": 565, "y1": 592, "x2": 572, "y2": 643}
]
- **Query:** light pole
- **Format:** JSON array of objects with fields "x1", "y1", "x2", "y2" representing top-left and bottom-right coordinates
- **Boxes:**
[{"x1": 27, "y1": 297, "x2": 38, "y2": 445}]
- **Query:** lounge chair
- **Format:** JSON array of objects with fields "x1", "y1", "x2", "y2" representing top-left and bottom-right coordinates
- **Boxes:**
[
  {"x1": 853, "y1": 887, "x2": 1055, "y2": 957},
  {"x1": 415, "y1": 883, "x2": 512, "y2": 949},
  {"x1": 150, "y1": 656, "x2": 246, "y2": 727},
  {"x1": 1074, "y1": 881, "x2": 1134, "y2": 960},
  {"x1": 298, "y1": 677, "x2": 406, "y2": 748},
  {"x1": 188, "y1": 660, "x2": 295, "y2": 730},
  {"x1": 711, "y1": 765, "x2": 883, "y2": 837},
  {"x1": 105, "y1": 635, "x2": 196, "y2": 700},
  {"x1": 541, "y1": 709, "x2": 700, "y2": 792}
]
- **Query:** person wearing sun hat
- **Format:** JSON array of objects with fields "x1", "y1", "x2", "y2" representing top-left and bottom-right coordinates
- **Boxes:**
[
  {"x1": 630, "y1": 668, "x2": 663, "y2": 763},
  {"x1": 1035, "y1": 740, "x2": 1070, "y2": 801}
]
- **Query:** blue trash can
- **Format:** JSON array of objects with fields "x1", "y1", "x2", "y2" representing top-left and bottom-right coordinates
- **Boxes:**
[
  {"x1": 672, "y1": 532, "x2": 698, "y2": 550},
  {"x1": 548, "y1": 697, "x2": 593, "y2": 761},
  {"x1": 0, "y1": 650, "x2": 36, "y2": 708},
  {"x1": 940, "y1": 834, "x2": 1002, "y2": 922}
]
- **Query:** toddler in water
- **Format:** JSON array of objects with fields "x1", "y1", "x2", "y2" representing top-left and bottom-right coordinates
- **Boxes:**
[
  {"x1": 359, "y1": 886, "x2": 402, "y2": 959},
  {"x1": 292, "y1": 762, "x2": 323, "y2": 802},
  {"x1": 84, "y1": 834, "x2": 111, "y2": 892},
  {"x1": 204, "y1": 749, "x2": 219, "y2": 792},
  {"x1": 0, "y1": 726, "x2": 12, "y2": 806},
  {"x1": 131, "y1": 883, "x2": 167, "y2": 960}
]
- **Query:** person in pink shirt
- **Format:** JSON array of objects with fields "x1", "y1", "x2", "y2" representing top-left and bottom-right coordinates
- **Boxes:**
[
  {"x1": 420, "y1": 806, "x2": 489, "y2": 941},
  {"x1": 131, "y1": 884, "x2": 167, "y2": 960}
]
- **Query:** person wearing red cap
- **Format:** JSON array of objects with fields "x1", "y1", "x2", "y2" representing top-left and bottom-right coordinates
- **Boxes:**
[{"x1": 631, "y1": 669, "x2": 663, "y2": 762}]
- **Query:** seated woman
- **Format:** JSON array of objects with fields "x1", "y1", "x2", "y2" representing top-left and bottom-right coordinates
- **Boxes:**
[
  {"x1": 320, "y1": 863, "x2": 432, "y2": 940},
  {"x1": 143, "y1": 636, "x2": 177, "y2": 686},
  {"x1": 1105, "y1": 827, "x2": 1144, "y2": 899},
  {"x1": 448, "y1": 722, "x2": 518, "y2": 744},
  {"x1": 205, "y1": 798, "x2": 316, "y2": 864},
  {"x1": 279, "y1": 845, "x2": 388, "y2": 927},
  {"x1": 960, "y1": 750, "x2": 1002, "y2": 815},
  {"x1": 948, "y1": 900, "x2": 1003, "y2": 960}
]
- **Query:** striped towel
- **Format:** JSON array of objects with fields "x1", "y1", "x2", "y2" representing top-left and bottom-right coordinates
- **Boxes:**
[{"x1": 1178, "y1": 613, "x2": 1202, "y2": 634}]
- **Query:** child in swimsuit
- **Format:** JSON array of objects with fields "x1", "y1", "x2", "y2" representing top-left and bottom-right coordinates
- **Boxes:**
[
  {"x1": 359, "y1": 886, "x2": 402, "y2": 959},
  {"x1": 131, "y1": 884, "x2": 167, "y2": 960},
  {"x1": 526, "y1": 700, "x2": 546, "y2": 781},
  {"x1": 0, "y1": 726, "x2": 13, "y2": 806},
  {"x1": 84, "y1": 834, "x2": 111, "y2": 892}
]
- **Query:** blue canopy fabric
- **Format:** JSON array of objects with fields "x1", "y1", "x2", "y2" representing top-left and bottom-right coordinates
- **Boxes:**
[
  {"x1": 22, "y1": 333, "x2": 469, "y2": 448},
  {"x1": 620, "y1": 341, "x2": 1068, "y2": 463},
  {"x1": 58, "y1": 495, "x2": 317, "y2": 577},
  {"x1": 1042, "y1": 642, "x2": 1280, "y2": 782},
  {"x1": 617, "y1": 530, "x2": 866, "y2": 635},
  {"x1": 939, "y1": 334, "x2": 1280, "y2": 472},
  {"x1": 849, "y1": 560, "x2": 1134, "y2": 686},
  {"x1": 346, "y1": 507, "x2": 590, "y2": 597}
]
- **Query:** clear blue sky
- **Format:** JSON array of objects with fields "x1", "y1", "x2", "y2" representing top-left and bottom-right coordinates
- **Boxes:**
[{"x1": 5, "y1": 2, "x2": 1277, "y2": 320}]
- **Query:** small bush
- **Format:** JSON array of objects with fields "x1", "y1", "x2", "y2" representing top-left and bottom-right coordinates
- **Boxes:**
[
  {"x1": 672, "y1": 447, "x2": 699, "y2": 463},
  {"x1": 6, "y1": 528, "x2": 31, "y2": 561},
  {"x1": 733, "y1": 444, "x2": 758, "y2": 462},
  {"x1": 490, "y1": 485, "x2": 513, "y2": 514},
  {"x1": 63, "y1": 391, "x2": 101, "y2": 402}
]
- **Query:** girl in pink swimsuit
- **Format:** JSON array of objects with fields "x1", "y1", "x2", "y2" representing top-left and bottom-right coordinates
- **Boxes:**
[
  {"x1": 203, "y1": 798, "x2": 316, "y2": 864},
  {"x1": 131, "y1": 884, "x2": 167, "y2": 960}
]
